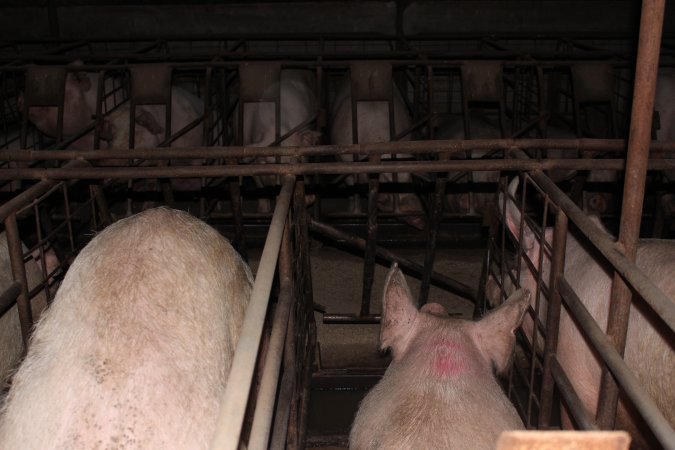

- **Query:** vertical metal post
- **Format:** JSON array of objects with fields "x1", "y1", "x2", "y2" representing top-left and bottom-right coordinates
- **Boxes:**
[
  {"x1": 227, "y1": 158, "x2": 247, "y2": 262},
  {"x1": 361, "y1": 154, "x2": 380, "y2": 316},
  {"x1": 5, "y1": 214, "x2": 33, "y2": 348},
  {"x1": 538, "y1": 208, "x2": 569, "y2": 428},
  {"x1": 596, "y1": 0, "x2": 666, "y2": 430},
  {"x1": 419, "y1": 151, "x2": 448, "y2": 306}
]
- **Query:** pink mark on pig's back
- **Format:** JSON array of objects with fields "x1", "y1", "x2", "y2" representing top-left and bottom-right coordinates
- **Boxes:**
[{"x1": 428, "y1": 340, "x2": 472, "y2": 378}]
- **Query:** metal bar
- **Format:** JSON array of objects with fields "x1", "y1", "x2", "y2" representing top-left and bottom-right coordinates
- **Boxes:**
[
  {"x1": 538, "y1": 208, "x2": 569, "y2": 428},
  {"x1": 596, "y1": 0, "x2": 666, "y2": 430},
  {"x1": 210, "y1": 175, "x2": 295, "y2": 450},
  {"x1": 550, "y1": 357, "x2": 598, "y2": 431},
  {"x1": 247, "y1": 223, "x2": 294, "y2": 450},
  {"x1": 226, "y1": 158, "x2": 247, "y2": 262},
  {"x1": 4, "y1": 158, "x2": 674, "y2": 181},
  {"x1": 522, "y1": 170, "x2": 675, "y2": 335},
  {"x1": 0, "y1": 282, "x2": 21, "y2": 318},
  {"x1": 0, "y1": 160, "x2": 91, "y2": 223},
  {"x1": 360, "y1": 154, "x2": 380, "y2": 316},
  {"x1": 419, "y1": 153, "x2": 448, "y2": 306},
  {"x1": 296, "y1": 320, "x2": 316, "y2": 450},
  {"x1": 309, "y1": 218, "x2": 476, "y2": 302},
  {"x1": 269, "y1": 302, "x2": 297, "y2": 450},
  {"x1": 558, "y1": 279, "x2": 675, "y2": 448},
  {"x1": 4, "y1": 214, "x2": 33, "y2": 348},
  {"x1": 4, "y1": 139, "x2": 675, "y2": 161}
]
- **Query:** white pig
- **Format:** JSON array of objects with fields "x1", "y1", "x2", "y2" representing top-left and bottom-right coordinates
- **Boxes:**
[
  {"x1": 498, "y1": 177, "x2": 674, "y2": 449},
  {"x1": 18, "y1": 65, "x2": 125, "y2": 150},
  {"x1": 0, "y1": 207, "x2": 252, "y2": 449},
  {"x1": 350, "y1": 264, "x2": 529, "y2": 450},
  {"x1": 330, "y1": 80, "x2": 425, "y2": 229},
  {"x1": 240, "y1": 69, "x2": 321, "y2": 212},
  {"x1": 436, "y1": 114, "x2": 615, "y2": 215}
]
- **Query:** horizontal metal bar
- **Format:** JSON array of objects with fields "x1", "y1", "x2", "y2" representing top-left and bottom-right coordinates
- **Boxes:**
[
  {"x1": 0, "y1": 160, "x2": 92, "y2": 223},
  {"x1": 2, "y1": 158, "x2": 673, "y2": 180},
  {"x1": 322, "y1": 314, "x2": 380, "y2": 324},
  {"x1": 210, "y1": 175, "x2": 295, "y2": 450},
  {"x1": 309, "y1": 218, "x2": 477, "y2": 302},
  {"x1": 3, "y1": 139, "x2": 674, "y2": 161},
  {"x1": 558, "y1": 278, "x2": 675, "y2": 448}
]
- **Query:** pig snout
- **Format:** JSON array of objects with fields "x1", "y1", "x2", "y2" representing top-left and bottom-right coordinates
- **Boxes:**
[
  {"x1": 349, "y1": 263, "x2": 528, "y2": 450},
  {"x1": 0, "y1": 207, "x2": 252, "y2": 450}
]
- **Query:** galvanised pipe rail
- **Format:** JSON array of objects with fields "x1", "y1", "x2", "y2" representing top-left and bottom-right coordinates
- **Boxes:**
[{"x1": 210, "y1": 175, "x2": 295, "y2": 450}]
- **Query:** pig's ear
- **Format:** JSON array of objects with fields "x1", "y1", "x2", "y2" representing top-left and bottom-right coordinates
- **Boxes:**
[
  {"x1": 380, "y1": 263, "x2": 418, "y2": 359},
  {"x1": 420, "y1": 302, "x2": 449, "y2": 317},
  {"x1": 473, "y1": 289, "x2": 530, "y2": 374},
  {"x1": 500, "y1": 177, "x2": 536, "y2": 252}
]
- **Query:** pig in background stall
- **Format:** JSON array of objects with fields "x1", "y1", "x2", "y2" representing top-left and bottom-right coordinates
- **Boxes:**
[
  {"x1": 350, "y1": 263, "x2": 530, "y2": 450},
  {"x1": 17, "y1": 63, "x2": 205, "y2": 211},
  {"x1": 238, "y1": 67, "x2": 321, "y2": 212},
  {"x1": 330, "y1": 69, "x2": 426, "y2": 230},
  {"x1": 488, "y1": 177, "x2": 674, "y2": 450},
  {"x1": 0, "y1": 207, "x2": 252, "y2": 449}
]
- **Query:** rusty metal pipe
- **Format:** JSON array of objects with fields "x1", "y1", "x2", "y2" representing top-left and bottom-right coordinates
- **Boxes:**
[
  {"x1": 550, "y1": 356, "x2": 598, "y2": 431},
  {"x1": 4, "y1": 158, "x2": 674, "y2": 181},
  {"x1": 538, "y1": 208, "x2": 569, "y2": 428},
  {"x1": 596, "y1": 0, "x2": 666, "y2": 430},
  {"x1": 309, "y1": 218, "x2": 477, "y2": 302},
  {"x1": 4, "y1": 214, "x2": 33, "y2": 347},
  {"x1": 559, "y1": 279, "x2": 675, "y2": 448},
  {"x1": 419, "y1": 155, "x2": 448, "y2": 306},
  {"x1": 0, "y1": 160, "x2": 91, "y2": 223},
  {"x1": 210, "y1": 175, "x2": 295, "y2": 450},
  {"x1": 269, "y1": 304, "x2": 297, "y2": 450},
  {"x1": 4, "y1": 139, "x2": 675, "y2": 161}
]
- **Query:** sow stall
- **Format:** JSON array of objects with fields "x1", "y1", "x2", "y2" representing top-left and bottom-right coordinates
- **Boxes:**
[{"x1": 0, "y1": 4, "x2": 674, "y2": 450}]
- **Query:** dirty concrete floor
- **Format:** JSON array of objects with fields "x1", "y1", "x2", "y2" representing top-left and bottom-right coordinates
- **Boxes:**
[{"x1": 311, "y1": 244, "x2": 484, "y2": 370}]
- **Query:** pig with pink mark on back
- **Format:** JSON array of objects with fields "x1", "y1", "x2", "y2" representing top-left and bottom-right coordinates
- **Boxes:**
[{"x1": 349, "y1": 264, "x2": 529, "y2": 450}]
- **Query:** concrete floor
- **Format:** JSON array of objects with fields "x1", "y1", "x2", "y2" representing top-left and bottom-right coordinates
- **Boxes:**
[{"x1": 311, "y1": 244, "x2": 484, "y2": 370}]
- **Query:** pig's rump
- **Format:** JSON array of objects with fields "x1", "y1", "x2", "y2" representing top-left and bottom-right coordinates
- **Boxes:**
[{"x1": 0, "y1": 208, "x2": 252, "y2": 450}]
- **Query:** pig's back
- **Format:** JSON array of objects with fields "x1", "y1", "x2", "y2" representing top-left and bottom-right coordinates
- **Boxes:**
[
  {"x1": 560, "y1": 235, "x2": 674, "y2": 443},
  {"x1": 350, "y1": 370, "x2": 522, "y2": 450},
  {"x1": 0, "y1": 208, "x2": 252, "y2": 450}
]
